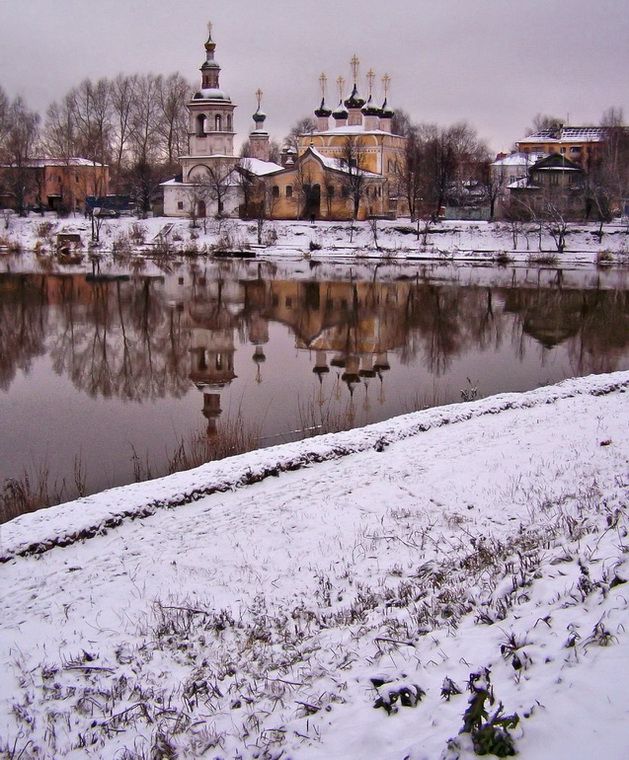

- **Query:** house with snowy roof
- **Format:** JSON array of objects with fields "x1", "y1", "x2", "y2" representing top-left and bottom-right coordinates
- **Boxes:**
[
  {"x1": 506, "y1": 153, "x2": 586, "y2": 215},
  {"x1": 0, "y1": 157, "x2": 109, "y2": 214},
  {"x1": 516, "y1": 125, "x2": 604, "y2": 170}
]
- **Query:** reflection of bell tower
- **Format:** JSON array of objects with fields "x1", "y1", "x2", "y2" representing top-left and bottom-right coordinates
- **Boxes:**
[
  {"x1": 202, "y1": 392, "x2": 222, "y2": 436},
  {"x1": 247, "y1": 311, "x2": 269, "y2": 385},
  {"x1": 313, "y1": 350, "x2": 330, "y2": 378},
  {"x1": 188, "y1": 324, "x2": 237, "y2": 435},
  {"x1": 342, "y1": 355, "x2": 361, "y2": 390},
  {"x1": 253, "y1": 345, "x2": 266, "y2": 384}
]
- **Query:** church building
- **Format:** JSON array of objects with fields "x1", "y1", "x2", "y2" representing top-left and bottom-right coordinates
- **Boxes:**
[{"x1": 163, "y1": 27, "x2": 406, "y2": 221}]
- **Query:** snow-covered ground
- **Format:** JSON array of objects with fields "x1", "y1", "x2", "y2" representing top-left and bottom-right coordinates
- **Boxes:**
[
  {"x1": 1, "y1": 371, "x2": 628, "y2": 759},
  {"x1": 1, "y1": 214, "x2": 629, "y2": 270}
]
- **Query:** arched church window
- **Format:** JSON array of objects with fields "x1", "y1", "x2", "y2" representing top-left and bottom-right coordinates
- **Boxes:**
[
  {"x1": 215, "y1": 114, "x2": 222, "y2": 131},
  {"x1": 286, "y1": 185, "x2": 293, "y2": 198},
  {"x1": 196, "y1": 114, "x2": 206, "y2": 137},
  {"x1": 226, "y1": 114, "x2": 232, "y2": 131},
  {"x1": 272, "y1": 186, "x2": 280, "y2": 198}
]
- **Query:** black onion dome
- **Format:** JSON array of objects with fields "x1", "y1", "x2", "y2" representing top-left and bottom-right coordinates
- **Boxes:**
[
  {"x1": 253, "y1": 108, "x2": 266, "y2": 125},
  {"x1": 332, "y1": 99, "x2": 349, "y2": 119},
  {"x1": 344, "y1": 83, "x2": 365, "y2": 109},
  {"x1": 361, "y1": 95, "x2": 380, "y2": 117},
  {"x1": 380, "y1": 98, "x2": 395, "y2": 119},
  {"x1": 314, "y1": 98, "x2": 332, "y2": 118}
]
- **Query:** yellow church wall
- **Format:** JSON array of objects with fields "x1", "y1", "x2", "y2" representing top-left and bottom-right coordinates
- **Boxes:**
[{"x1": 266, "y1": 156, "x2": 385, "y2": 220}]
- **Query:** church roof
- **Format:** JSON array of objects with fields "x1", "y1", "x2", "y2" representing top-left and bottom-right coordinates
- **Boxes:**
[
  {"x1": 304, "y1": 146, "x2": 381, "y2": 177},
  {"x1": 192, "y1": 87, "x2": 232, "y2": 102},
  {"x1": 238, "y1": 157, "x2": 284, "y2": 176},
  {"x1": 311, "y1": 124, "x2": 396, "y2": 137}
]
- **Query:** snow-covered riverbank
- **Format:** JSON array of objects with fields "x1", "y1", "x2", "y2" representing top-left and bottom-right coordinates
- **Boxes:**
[
  {"x1": 1, "y1": 371, "x2": 628, "y2": 759},
  {"x1": 1, "y1": 215, "x2": 629, "y2": 269}
]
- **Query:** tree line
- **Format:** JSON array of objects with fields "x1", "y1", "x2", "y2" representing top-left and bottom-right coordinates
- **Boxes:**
[
  {"x1": 2, "y1": 74, "x2": 628, "y2": 223},
  {"x1": 0, "y1": 74, "x2": 190, "y2": 215}
]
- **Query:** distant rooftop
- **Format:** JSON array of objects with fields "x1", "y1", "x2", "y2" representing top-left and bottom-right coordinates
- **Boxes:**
[
  {"x1": 519, "y1": 126, "x2": 604, "y2": 143},
  {"x1": 28, "y1": 157, "x2": 107, "y2": 168}
]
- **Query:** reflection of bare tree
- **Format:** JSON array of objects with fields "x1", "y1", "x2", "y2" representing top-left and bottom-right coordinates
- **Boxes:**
[
  {"x1": 0, "y1": 274, "x2": 48, "y2": 391},
  {"x1": 398, "y1": 284, "x2": 507, "y2": 373},
  {"x1": 2, "y1": 270, "x2": 628, "y2": 408},
  {"x1": 48, "y1": 276, "x2": 191, "y2": 400},
  {"x1": 501, "y1": 286, "x2": 629, "y2": 374}
]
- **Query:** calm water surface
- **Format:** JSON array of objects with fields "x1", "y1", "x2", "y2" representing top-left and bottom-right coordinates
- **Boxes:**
[{"x1": 1, "y1": 257, "x2": 628, "y2": 517}]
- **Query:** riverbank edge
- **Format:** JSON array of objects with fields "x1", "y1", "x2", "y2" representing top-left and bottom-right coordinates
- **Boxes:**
[{"x1": 2, "y1": 369, "x2": 628, "y2": 565}]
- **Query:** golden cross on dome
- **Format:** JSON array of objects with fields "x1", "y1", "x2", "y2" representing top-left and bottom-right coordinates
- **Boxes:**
[
  {"x1": 255, "y1": 88, "x2": 263, "y2": 109},
  {"x1": 350, "y1": 54, "x2": 360, "y2": 83},
  {"x1": 207, "y1": 21, "x2": 212, "y2": 37},
  {"x1": 336, "y1": 75, "x2": 345, "y2": 99},
  {"x1": 367, "y1": 69, "x2": 375, "y2": 97},
  {"x1": 382, "y1": 73, "x2": 391, "y2": 99},
  {"x1": 319, "y1": 73, "x2": 327, "y2": 99}
]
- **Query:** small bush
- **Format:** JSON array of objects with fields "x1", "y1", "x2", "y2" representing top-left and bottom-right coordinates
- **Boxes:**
[
  {"x1": 493, "y1": 251, "x2": 512, "y2": 265},
  {"x1": 527, "y1": 252, "x2": 558, "y2": 266},
  {"x1": 596, "y1": 249, "x2": 614, "y2": 267},
  {"x1": 129, "y1": 222, "x2": 147, "y2": 245},
  {"x1": 37, "y1": 221, "x2": 55, "y2": 238},
  {"x1": 460, "y1": 669, "x2": 519, "y2": 757}
]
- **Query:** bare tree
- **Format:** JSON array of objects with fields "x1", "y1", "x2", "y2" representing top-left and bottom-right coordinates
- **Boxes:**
[
  {"x1": 110, "y1": 74, "x2": 138, "y2": 193},
  {"x1": 390, "y1": 108, "x2": 416, "y2": 138},
  {"x1": 396, "y1": 127, "x2": 425, "y2": 221},
  {"x1": 0, "y1": 85, "x2": 10, "y2": 146},
  {"x1": 283, "y1": 116, "x2": 316, "y2": 152},
  {"x1": 43, "y1": 95, "x2": 78, "y2": 159},
  {"x1": 593, "y1": 107, "x2": 629, "y2": 223},
  {"x1": 525, "y1": 114, "x2": 564, "y2": 136},
  {"x1": 156, "y1": 73, "x2": 190, "y2": 170},
  {"x1": 0, "y1": 96, "x2": 40, "y2": 215},
  {"x1": 70, "y1": 78, "x2": 112, "y2": 165},
  {"x1": 338, "y1": 136, "x2": 369, "y2": 226},
  {"x1": 236, "y1": 159, "x2": 277, "y2": 239},
  {"x1": 128, "y1": 74, "x2": 162, "y2": 216},
  {"x1": 502, "y1": 196, "x2": 533, "y2": 250}
]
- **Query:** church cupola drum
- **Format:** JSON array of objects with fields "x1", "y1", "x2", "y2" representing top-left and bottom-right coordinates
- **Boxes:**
[{"x1": 188, "y1": 23, "x2": 236, "y2": 157}]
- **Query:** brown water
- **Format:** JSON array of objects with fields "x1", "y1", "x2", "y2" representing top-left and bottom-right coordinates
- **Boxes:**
[{"x1": 1, "y1": 257, "x2": 628, "y2": 519}]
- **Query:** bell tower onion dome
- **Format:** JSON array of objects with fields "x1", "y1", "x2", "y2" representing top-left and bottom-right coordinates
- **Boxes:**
[{"x1": 194, "y1": 22, "x2": 232, "y2": 101}]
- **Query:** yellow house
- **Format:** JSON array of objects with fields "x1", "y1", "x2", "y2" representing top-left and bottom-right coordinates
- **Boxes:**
[{"x1": 516, "y1": 125, "x2": 603, "y2": 171}]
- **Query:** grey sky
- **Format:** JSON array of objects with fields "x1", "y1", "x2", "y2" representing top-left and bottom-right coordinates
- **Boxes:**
[{"x1": 1, "y1": 0, "x2": 627, "y2": 153}]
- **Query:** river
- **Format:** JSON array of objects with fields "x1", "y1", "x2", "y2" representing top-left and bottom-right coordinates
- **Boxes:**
[{"x1": 1, "y1": 256, "x2": 628, "y2": 521}]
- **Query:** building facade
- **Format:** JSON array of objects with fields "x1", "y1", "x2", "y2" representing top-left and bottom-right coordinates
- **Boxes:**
[{"x1": 0, "y1": 158, "x2": 109, "y2": 213}]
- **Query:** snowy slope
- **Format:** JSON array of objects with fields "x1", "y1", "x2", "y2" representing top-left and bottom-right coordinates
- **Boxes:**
[{"x1": 0, "y1": 371, "x2": 628, "y2": 759}]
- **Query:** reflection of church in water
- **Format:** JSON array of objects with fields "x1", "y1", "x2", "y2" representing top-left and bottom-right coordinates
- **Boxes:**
[{"x1": 179, "y1": 272, "x2": 412, "y2": 432}]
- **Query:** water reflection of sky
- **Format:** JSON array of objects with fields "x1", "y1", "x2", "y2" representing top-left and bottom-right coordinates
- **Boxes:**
[{"x1": 1, "y1": 262, "x2": 628, "y2": 503}]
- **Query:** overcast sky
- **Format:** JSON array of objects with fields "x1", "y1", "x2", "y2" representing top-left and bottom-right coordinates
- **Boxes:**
[{"x1": 1, "y1": 0, "x2": 628, "y2": 153}]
